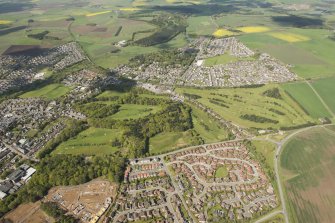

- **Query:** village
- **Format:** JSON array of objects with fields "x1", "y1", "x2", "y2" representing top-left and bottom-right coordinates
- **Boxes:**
[
  {"x1": 113, "y1": 37, "x2": 297, "y2": 87},
  {"x1": 0, "y1": 42, "x2": 87, "y2": 94},
  {"x1": 109, "y1": 140, "x2": 278, "y2": 223}
]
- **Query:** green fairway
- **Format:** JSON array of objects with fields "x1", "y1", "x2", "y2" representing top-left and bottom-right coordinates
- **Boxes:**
[
  {"x1": 19, "y1": 84, "x2": 71, "y2": 99},
  {"x1": 53, "y1": 127, "x2": 123, "y2": 155},
  {"x1": 149, "y1": 131, "x2": 192, "y2": 154},
  {"x1": 190, "y1": 104, "x2": 228, "y2": 143},
  {"x1": 311, "y1": 76, "x2": 335, "y2": 114},
  {"x1": 280, "y1": 126, "x2": 335, "y2": 223},
  {"x1": 282, "y1": 82, "x2": 332, "y2": 119},
  {"x1": 109, "y1": 104, "x2": 162, "y2": 120},
  {"x1": 176, "y1": 85, "x2": 314, "y2": 129},
  {"x1": 215, "y1": 166, "x2": 228, "y2": 178}
]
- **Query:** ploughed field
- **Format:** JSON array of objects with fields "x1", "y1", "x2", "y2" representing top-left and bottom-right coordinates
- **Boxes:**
[{"x1": 280, "y1": 126, "x2": 335, "y2": 223}]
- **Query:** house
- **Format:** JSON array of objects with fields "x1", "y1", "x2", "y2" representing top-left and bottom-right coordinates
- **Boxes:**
[{"x1": 7, "y1": 168, "x2": 25, "y2": 183}]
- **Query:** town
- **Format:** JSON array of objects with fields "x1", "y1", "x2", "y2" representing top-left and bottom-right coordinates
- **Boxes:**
[
  {"x1": 110, "y1": 141, "x2": 277, "y2": 223},
  {"x1": 114, "y1": 37, "x2": 297, "y2": 87}
]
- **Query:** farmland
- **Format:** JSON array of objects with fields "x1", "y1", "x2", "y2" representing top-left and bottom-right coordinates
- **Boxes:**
[
  {"x1": 176, "y1": 85, "x2": 314, "y2": 129},
  {"x1": 53, "y1": 127, "x2": 124, "y2": 155},
  {"x1": 280, "y1": 126, "x2": 335, "y2": 223},
  {"x1": 282, "y1": 82, "x2": 332, "y2": 119},
  {"x1": 19, "y1": 83, "x2": 71, "y2": 99},
  {"x1": 311, "y1": 76, "x2": 335, "y2": 114}
]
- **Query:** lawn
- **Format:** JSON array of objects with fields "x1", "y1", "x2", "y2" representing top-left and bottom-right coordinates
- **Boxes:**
[
  {"x1": 282, "y1": 82, "x2": 332, "y2": 119},
  {"x1": 176, "y1": 85, "x2": 314, "y2": 129},
  {"x1": 204, "y1": 54, "x2": 254, "y2": 66},
  {"x1": 109, "y1": 104, "x2": 162, "y2": 120},
  {"x1": 53, "y1": 127, "x2": 123, "y2": 155},
  {"x1": 280, "y1": 126, "x2": 335, "y2": 223},
  {"x1": 311, "y1": 76, "x2": 335, "y2": 114},
  {"x1": 149, "y1": 131, "x2": 192, "y2": 154},
  {"x1": 215, "y1": 166, "x2": 228, "y2": 178},
  {"x1": 19, "y1": 84, "x2": 71, "y2": 99},
  {"x1": 190, "y1": 104, "x2": 228, "y2": 143}
]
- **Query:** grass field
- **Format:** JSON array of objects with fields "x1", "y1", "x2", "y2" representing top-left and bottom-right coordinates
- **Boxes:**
[
  {"x1": 176, "y1": 85, "x2": 313, "y2": 129},
  {"x1": 109, "y1": 104, "x2": 162, "y2": 120},
  {"x1": 149, "y1": 131, "x2": 192, "y2": 154},
  {"x1": 252, "y1": 140, "x2": 276, "y2": 170},
  {"x1": 190, "y1": 104, "x2": 228, "y2": 143},
  {"x1": 215, "y1": 166, "x2": 228, "y2": 178},
  {"x1": 19, "y1": 84, "x2": 71, "y2": 99},
  {"x1": 187, "y1": 16, "x2": 217, "y2": 36},
  {"x1": 311, "y1": 76, "x2": 335, "y2": 114},
  {"x1": 282, "y1": 82, "x2": 332, "y2": 119},
  {"x1": 280, "y1": 126, "x2": 335, "y2": 223},
  {"x1": 53, "y1": 127, "x2": 123, "y2": 155}
]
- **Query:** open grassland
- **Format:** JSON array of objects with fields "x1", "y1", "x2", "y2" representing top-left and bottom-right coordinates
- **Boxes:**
[
  {"x1": 213, "y1": 28, "x2": 235, "y2": 38},
  {"x1": 268, "y1": 32, "x2": 310, "y2": 42},
  {"x1": 190, "y1": 104, "x2": 228, "y2": 143},
  {"x1": 176, "y1": 85, "x2": 314, "y2": 129},
  {"x1": 53, "y1": 127, "x2": 123, "y2": 155},
  {"x1": 149, "y1": 131, "x2": 192, "y2": 155},
  {"x1": 252, "y1": 140, "x2": 276, "y2": 170},
  {"x1": 282, "y1": 82, "x2": 332, "y2": 118},
  {"x1": 187, "y1": 16, "x2": 217, "y2": 36},
  {"x1": 19, "y1": 84, "x2": 71, "y2": 99},
  {"x1": 109, "y1": 104, "x2": 162, "y2": 120},
  {"x1": 280, "y1": 126, "x2": 335, "y2": 223},
  {"x1": 236, "y1": 26, "x2": 270, "y2": 33},
  {"x1": 311, "y1": 76, "x2": 335, "y2": 114}
]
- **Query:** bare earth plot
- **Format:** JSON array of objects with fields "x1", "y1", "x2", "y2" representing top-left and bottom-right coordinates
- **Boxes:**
[
  {"x1": 44, "y1": 179, "x2": 117, "y2": 223},
  {"x1": 280, "y1": 127, "x2": 335, "y2": 223},
  {"x1": 4, "y1": 201, "x2": 54, "y2": 223}
]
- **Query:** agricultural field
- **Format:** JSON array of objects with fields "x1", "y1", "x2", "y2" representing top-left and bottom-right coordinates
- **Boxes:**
[
  {"x1": 239, "y1": 28, "x2": 335, "y2": 78},
  {"x1": 19, "y1": 83, "x2": 71, "y2": 99},
  {"x1": 212, "y1": 28, "x2": 235, "y2": 38},
  {"x1": 53, "y1": 127, "x2": 124, "y2": 155},
  {"x1": 149, "y1": 131, "x2": 193, "y2": 154},
  {"x1": 176, "y1": 85, "x2": 314, "y2": 129},
  {"x1": 311, "y1": 76, "x2": 335, "y2": 115},
  {"x1": 282, "y1": 82, "x2": 332, "y2": 119},
  {"x1": 280, "y1": 126, "x2": 335, "y2": 223}
]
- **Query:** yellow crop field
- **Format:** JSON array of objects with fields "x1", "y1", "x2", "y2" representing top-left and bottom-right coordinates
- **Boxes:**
[
  {"x1": 119, "y1": 8, "x2": 140, "y2": 11},
  {"x1": 236, "y1": 26, "x2": 270, "y2": 33},
  {"x1": 0, "y1": 20, "x2": 12, "y2": 25},
  {"x1": 268, "y1": 32, "x2": 310, "y2": 42},
  {"x1": 86, "y1": 11, "x2": 111, "y2": 17},
  {"x1": 213, "y1": 29, "x2": 235, "y2": 38}
]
